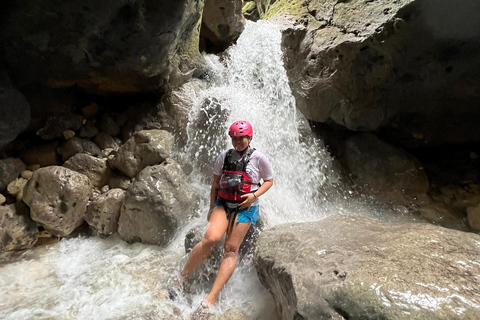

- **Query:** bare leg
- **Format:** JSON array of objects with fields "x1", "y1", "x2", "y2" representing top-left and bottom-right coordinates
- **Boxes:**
[
  {"x1": 180, "y1": 206, "x2": 229, "y2": 279},
  {"x1": 205, "y1": 217, "x2": 251, "y2": 306}
]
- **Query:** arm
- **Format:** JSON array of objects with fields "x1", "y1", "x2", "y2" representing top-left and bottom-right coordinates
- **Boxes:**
[{"x1": 239, "y1": 178, "x2": 273, "y2": 210}]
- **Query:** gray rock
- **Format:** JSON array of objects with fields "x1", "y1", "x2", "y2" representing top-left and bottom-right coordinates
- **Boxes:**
[
  {"x1": 0, "y1": 73, "x2": 30, "y2": 147},
  {"x1": 36, "y1": 113, "x2": 83, "y2": 140},
  {"x1": 100, "y1": 115, "x2": 120, "y2": 137},
  {"x1": 0, "y1": 202, "x2": 38, "y2": 251},
  {"x1": 94, "y1": 132, "x2": 121, "y2": 151},
  {"x1": 22, "y1": 166, "x2": 92, "y2": 237},
  {"x1": 0, "y1": 158, "x2": 27, "y2": 193},
  {"x1": 201, "y1": 0, "x2": 245, "y2": 51},
  {"x1": 108, "y1": 173, "x2": 132, "y2": 190},
  {"x1": 85, "y1": 188, "x2": 125, "y2": 237},
  {"x1": 118, "y1": 159, "x2": 199, "y2": 246},
  {"x1": 109, "y1": 130, "x2": 174, "y2": 178},
  {"x1": 344, "y1": 133, "x2": 428, "y2": 204},
  {"x1": 79, "y1": 121, "x2": 99, "y2": 138},
  {"x1": 63, "y1": 153, "x2": 112, "y2": 188},
  {"x1": 254, "y1": 215, "x2": 480, "y2": 320},
  {"x1": 1, "y1": 0, "x2": 205, "y2": 92},
  {"x1": 57, "y1": 137, "x2": 101, "y2": 162}
]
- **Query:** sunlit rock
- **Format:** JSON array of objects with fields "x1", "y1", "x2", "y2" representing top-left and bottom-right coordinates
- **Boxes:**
[
  {"x1": 0, "y1": 73, "x2": 30, "y2": 147},
  {"x1": 254, "y1": 215, "x2": 480, "y2": 320},
  {"x1": 201, "y1": 0, "x2": 245, "y2": 52},
  {"x1": 57, "y1": 137, "x2": 101, "y2": 162},
  {"x1": 344, "y1": 133, "x2": 428, "y2": 204},
  {"x1": 85, "y1": 188, "x2": 125, "y2": 237},
  {"x1": 0, "y1": 202, "x2": 38, "y2": 251},
  {"x1": 0, "y1": 158, "x2": 26, "y2": 193},
  {"x1": 118, "y1": 159, "x2": 199, "y2": 246},
  {"x1": 109, "y1": 129, "x2": 173, "y2": 178},
  {"x1": 63, "y1": 153, "x2": 112, "y2": 188},
  {"x1": 22, "y1": 166, "x2": 92, "y2": 237}
]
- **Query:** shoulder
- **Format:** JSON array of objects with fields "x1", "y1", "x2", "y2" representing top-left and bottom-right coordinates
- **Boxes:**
[{"x1": 251, "y1": 149, "x2": 268, "y2": 161}]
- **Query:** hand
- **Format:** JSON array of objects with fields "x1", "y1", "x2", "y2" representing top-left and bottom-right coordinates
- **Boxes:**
[{"x1": 239, "y1": 193, "x2": 256, "y2": 210}]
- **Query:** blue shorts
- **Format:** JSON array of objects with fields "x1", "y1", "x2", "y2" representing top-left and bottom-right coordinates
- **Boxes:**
[{"x1": 214, "y1": 198, "x2": 259, "y2": 225}]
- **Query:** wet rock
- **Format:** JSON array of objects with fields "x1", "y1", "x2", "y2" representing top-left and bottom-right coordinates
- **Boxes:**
[
  {"x1": 57, "y1": 137, "x2": 101, "y2": 162},
  {"x1": 94, "y1": 132, "x2": 121, "y2": 151},
  {"x1": 417, "y1": 201, "x2": 469, "y2": 231},
  {"x1": 36, "y1": 113, "x2": 82, "y2": 140},
  {"x1": 22, "y1": 166, "x2": 92, "y2": 237},
  {"x1": 201, "y1": 0, "x2": 245, "y2": 52},
  {"x1": 466, "y1": 204, "x2": 480, "y2": 232},
  {"x1": 344, "y1": 133, "x2": 428, "y2": 204},
  {"x1": 21, "y1": 142, "x2": 60, "y2": 167},
  {"x1": 63, "y1": 153, "x2": 112, "y2": 188},
  {"x1": 0, "y1": 202, "x2": 38, "y2": 251},
  {"x1": 0, "y1": 158, "x2": 27, "y2": 193},
  {"x1": 109, "y1": 130, "x2": 173, "y2": 178},
  {"x1": 118, "y1": 159, "x2": 199, "y2": 246},
  {"x1": 0, "y1": 73, "x2": 31, "y2": 147},
  {"x1": 108, "y1": 173, "x2": 131, "y2": 190},
  {"x1": 254, "y1": 215, "x2": 480, "y2": 320},
  {"x1": 243, "y1": 1, "x2": 260, "y2": 21},
  {"x1": 1, "y1": 0, "x2": 204, "y2": 93},
  {"x1": 85, "y1": 188, "x2": 125, "y2": 237}
]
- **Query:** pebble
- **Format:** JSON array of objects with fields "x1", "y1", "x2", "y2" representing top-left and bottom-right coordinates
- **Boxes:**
[
  {"x1": 21, "y1": 170, "x2": 33, "y2": 180},
  {"x1": 28, "y1": 164, "x2": 41, "y2": 171},
  {"x1": 0, "y1": 194, "x2": 6, "y2": 205}
]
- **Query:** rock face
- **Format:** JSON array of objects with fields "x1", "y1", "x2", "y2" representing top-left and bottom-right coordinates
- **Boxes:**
[
  {"x1": 344, "y1": 133, "x2": 429, "y2": 204},
  {"x1": 63, "y1": 153, "x2": 112, "y2": 188},
  {"x1": 109, "y1": 129, "x2": 174, "y2": 178},
  {"x1": 22, "y1": 166, "x2": 92, "y2": 237},
  {"x1": 0, "y1": 202, "x2": 38, "y2": 251},
  {"x1": 0, "y1": 0, "x2": 205, "y2": 93},
  {"x1": 118, "y1": 159, "x2": 199, "y2": 246},
  {"x1": 85, "y1": 188, "x2": 125, "y2": 237},
  {"x1": 0, "y1": 73, "x2": 30, "y2": 147},
  {"x1": 0, "y1": 158, "x2": 27, "y2": 192},
  {"x1": 201, "y1": 0, "x2": 245, "y2": 51},
  {"x1": 254, "y1": 215, "x2": 480, "y2": 320},
  {"x1": 260, "y1": 0, "x2": 480, "y2": 147}
]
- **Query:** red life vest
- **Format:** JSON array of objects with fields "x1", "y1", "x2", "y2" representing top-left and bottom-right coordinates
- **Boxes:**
[{"x1": 217, "y1": 148, "x2": 259, "y2": 202}]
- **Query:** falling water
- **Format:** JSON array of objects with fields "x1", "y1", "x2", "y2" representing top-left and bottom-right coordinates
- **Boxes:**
[{"x1": 0, "y1": 21, "x2": 355, "y2": 320}]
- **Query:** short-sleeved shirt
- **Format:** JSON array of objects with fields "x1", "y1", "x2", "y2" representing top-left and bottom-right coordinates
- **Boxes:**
[{"x1": 213, "y1": 148, "x2": 273, "y2": 206}]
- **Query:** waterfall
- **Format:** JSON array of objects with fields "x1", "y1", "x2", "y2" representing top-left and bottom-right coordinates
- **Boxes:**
[{"x1": 0, "y1": 21, "x2": 343, "y2": 320}]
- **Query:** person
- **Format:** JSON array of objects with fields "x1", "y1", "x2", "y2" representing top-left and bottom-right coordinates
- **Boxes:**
[{"x1": 170, "y1": 120, "x2": 274, "y2": 317}]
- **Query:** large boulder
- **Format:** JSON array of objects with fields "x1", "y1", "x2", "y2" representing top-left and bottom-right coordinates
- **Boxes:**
[
  {"x1": 343, "y1": 133, "x2": 429, "y2": 204},
  {"x1": 0, "y1": 73, "x2": 30, "y2": 147},
  {"x1": 118, "y1": 159, "x2": 199, "y2": 246},
  {"x1": 22, "y1": 166, "x2": 92, "y2": 237},
  {"x1": 260, "y1": 0, "x2": 480, "y2": 147},
  {"x1": 85, "y1": 188, "x2": 125, "y2": 237},
  {"x1": 201, "y1": 0, "x2": 245, "y2": 52},
  {"x1": 0, "y1": 0, "x2": 205, "y2": 93},
  {"x1": 0, "y1": 158, "x2": 27, "y2": 192},
  {"x1": 0, "y1": 202, "x2": 38, "y2": 251},
  {"x1": 63, "y1": 153, "x2": 112, "y2": 188},
  {"x1": 109, "y1": 129, "x2": 174, "y2": 178},
  {"x1": 254, "y1": 215, "x2": 480, "y2": 320}
]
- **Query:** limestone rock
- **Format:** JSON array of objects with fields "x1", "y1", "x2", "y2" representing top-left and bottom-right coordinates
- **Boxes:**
[
  {"x1": 118, "y1": 159, "x2": 199, "y2": 246},
  {"x1": 108, "y1": 173, "x2": 132, "y2": 191},
  {"x1": 7, "y1": 178, "x2": 28, "y2": 196},
  {"x1": 63, "y1": 153, "x2": 112, "y2": 188},
  {"x1": 109, "y1": 130, "x2": 174, "y2": 178},
  {"x1": 1, "y1": 0, "x2": 205, "y2": 93},
  {"x1": 254, "y1": 215, "x2": 480, "y2": 320},
  {"x1": 94, "y1": 132, "x2": 121, "y2": 151},
  {"x1": 57, "y1": 137, "x2": 101, "y2": 162},
  {"x1": 0, "y1": 73, "x2": 30, "y2": 147},
  {"x1": 85, "y1": 188, "x2": 125, "y2": 237},
  {"x1": 201, "y1": 0, "x2": 245, "y2": 52},
  {"x1": 21, "y1": 170, "x2": 33, "y2": 180},
  {"x1": 344, "y1": 133, "x2": 428, "y2": 204},
  {"x1": 0, "y1": 158, "x2": 26, "y2": 192},
  {"x1": 22, "y1": 166, "x2": 92, "y2": 237},
  {"x1": 0, "y1": 202, "x2": 38, "y2": 251},
  {"x1": 0, "y1": 194, "x2": 6, "y2": 205},
  {"x1": 21, "y1": 142, "x2": 60, "y2": 166}
]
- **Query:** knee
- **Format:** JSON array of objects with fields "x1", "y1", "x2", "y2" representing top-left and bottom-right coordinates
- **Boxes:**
[
  {"x1": 223, "y1": 242, "x2": 239, "y2": 256},
  {"x1": 202, "y1": 232, "x2": 222, "y2": 248}
]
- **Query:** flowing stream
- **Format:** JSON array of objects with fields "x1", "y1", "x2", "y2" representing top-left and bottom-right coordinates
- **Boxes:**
[{"x1": 0, "y1": 21, "x2": 396, "y2": 320}]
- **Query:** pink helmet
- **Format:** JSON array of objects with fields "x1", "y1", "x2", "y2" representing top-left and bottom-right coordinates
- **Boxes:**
[{"x1": 228, "y1": 120, "x2": 253, "y2": 137}]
